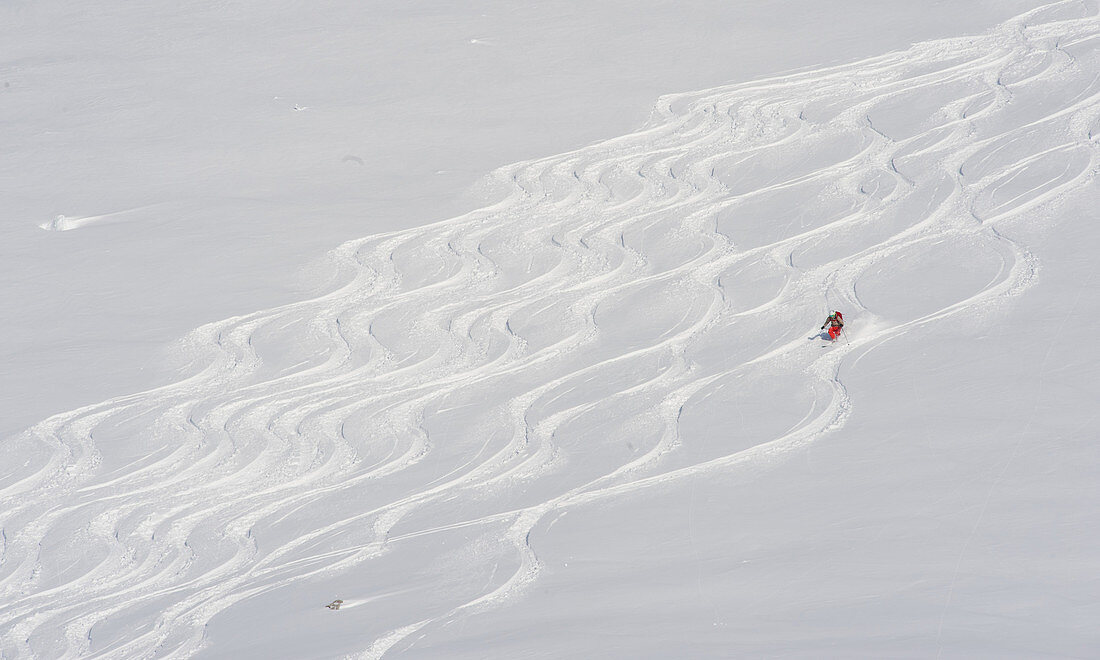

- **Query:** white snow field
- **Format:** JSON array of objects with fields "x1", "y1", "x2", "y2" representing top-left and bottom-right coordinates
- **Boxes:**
[{"x1": 2, "y1": 1, "x2": 1099, "y2": 658}]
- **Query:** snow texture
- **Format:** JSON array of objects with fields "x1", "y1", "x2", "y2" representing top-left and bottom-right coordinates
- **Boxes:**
[{"x1": 1, "y1": 1, "x2": 1098, "y2": 658}]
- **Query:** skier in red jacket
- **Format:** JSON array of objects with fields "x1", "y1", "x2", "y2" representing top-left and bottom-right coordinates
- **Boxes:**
[{"x1": 821, "y1": 311, "x2": 844, "y2": 341}]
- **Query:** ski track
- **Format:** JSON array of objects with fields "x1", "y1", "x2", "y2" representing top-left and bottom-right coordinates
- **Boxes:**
[{"x1": 2, "y1": 3, "x2": 1098, "y2": 657}]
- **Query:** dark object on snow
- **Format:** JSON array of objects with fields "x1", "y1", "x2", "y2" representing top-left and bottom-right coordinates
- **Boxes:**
[{"x1": 326, "y1": 599, "x2": 343, "y2": 610}]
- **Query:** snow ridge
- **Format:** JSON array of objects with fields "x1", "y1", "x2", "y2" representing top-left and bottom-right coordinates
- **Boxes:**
[{"x1": 1, "y1": 2, "x2": 1097, "y2": 657}]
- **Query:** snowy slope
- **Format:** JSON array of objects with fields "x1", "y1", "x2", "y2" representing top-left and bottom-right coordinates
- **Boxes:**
[
  {"x1": 0, "y1": 0, "x2": 1058, "y2": 438},
  {"x1": 2, "y1": 1, "x2": 1099, "y2": 658}
]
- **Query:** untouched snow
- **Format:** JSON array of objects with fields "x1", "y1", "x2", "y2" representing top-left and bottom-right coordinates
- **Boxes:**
[{"x1": 2, "y1": 1, "x2": 1099, "y2": 658}]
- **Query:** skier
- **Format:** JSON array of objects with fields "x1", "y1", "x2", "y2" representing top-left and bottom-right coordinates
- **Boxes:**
[{"x1": 821, "y1": 311, "x2": 844, "y2": 341}]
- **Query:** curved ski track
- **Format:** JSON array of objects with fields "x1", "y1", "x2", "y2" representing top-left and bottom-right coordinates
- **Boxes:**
[{"x1": 1, "y1": 3, "x2": 1097, "y2": 657}]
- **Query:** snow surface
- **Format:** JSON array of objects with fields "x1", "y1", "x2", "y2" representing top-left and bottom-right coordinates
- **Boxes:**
[{"x1": 2, "y1": 1, "x2": 1099, "y2": 658}]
